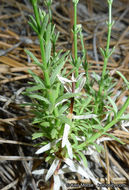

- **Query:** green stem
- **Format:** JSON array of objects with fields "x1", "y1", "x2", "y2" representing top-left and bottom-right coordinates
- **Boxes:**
[
  {"x1": 49, "y1": 8, "x2": 52, "y2": 23},
  {"x1": 73, "y1": 2, "x2": 78, "y2": 77},
  {"x1": 39, "y1": 36, "x2": 46, "y2": 66},
  {"x1": 78, "y1": 96, "x2": 129, "y2": 150},
  {"x1": 39, "y1": 35, "x2": 50, "y2": 87},
  {"x1": 100, "y1": 3, "x2": 112, "y2": 87},
  {"x1": 106, "y1": 3, "x2": 112, "y2": 55},
  {"x1": 31, "y1": 0, "x2": 41, "y2": 32},
  {"x1": 88, "y1": 96, "x2": 129, "y2": 144},
  {"x1": 95, "y1": 1, "x2": 113, "y2": 113},
  {"x1": 31, "y1": 0, "x2": 51, "y2": 87},
  {"x1": 44, "y1": 70, "x2": 51, "y2": 87}
]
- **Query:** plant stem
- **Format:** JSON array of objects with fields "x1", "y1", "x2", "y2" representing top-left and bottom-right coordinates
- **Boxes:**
[
  {"x1": 31, "y1": 0, "x2": 51, "y2": 87},
  {"x1": 77, "y1": 96, "x2": 129, "y2": 150},
  {"x1": 99, "y1": 1, "x2": 113, "y2": 95},
  {"x1": 106, "y1": 2, "x2": 112, "y2": 55},
  {"x1": 73, "y1": 2, "x2": 78, "y2": 77},
  {"x1": 88, "y1": 96, "x2": 129, "y2": 144},
  {"x1": 39, "y1": 36, "x2": 51, "y2": 87},
  {"x1": 39, "y1": 36, "x2": 47, "y2": 67},
  {"x1": 69, "y1": 1, "x2": 78, "y2": 116},
  {"x1": 99, "y1": 2, "x2": 112, "y2": 95},
  {"x1": 95, "y1": 1, "x2": 113, "y2": 114},
  {"x1": 31, "y1": 0, "x2": 41, "y2": 32}
]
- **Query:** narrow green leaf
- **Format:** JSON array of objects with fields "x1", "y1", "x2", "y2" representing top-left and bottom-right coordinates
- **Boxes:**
[
  {"x1": 28, "y1": 94, "x2": 50, "y2": 104},
  {"x1": 32, "y1": 132, "x2": 44, "y2": 140},
  {"x1": 66, "y1": 67, "x2": 76, "y2": 78},
  {"x1": 93, "y1": 143, "x2": 103, "y2": 153},
  {"x1": 91, "y1": 125, "x2": 103, "y2": 130},
  {"x1": 76, "y1": 57, "x2": 81, "y2": 68},
  {"x1": 45, "y1": 41, "x2": 51, "y2": 63},
  {"x1": 119, "y1": 113, "x2": 129, "y2": 120},
  {"x1": 40, "y1": 122, "x2": 50, "y2": 127},
  {"x1": 51, "y1": 128, "x2": 58, "y2": 139},
  {"x1": 59, "y1": 105, "x2": 69, "y2": 115},
  {"x1": 54, "y1": 31, "x2": 59, "y2": 43},
  {"x1": 28, "y1": 70, "x2": 45, "y2": 87},
  {"x1": 29, "y1": 15, "x2": 37, "y2": 28},
  {"x1": 56, "y1": 92, "x2": 80, "y2": 104},
  {"x1": 46, "y1": 23, "x2": 51, "y2": 43},
  {"x1": 77, "y1": 151, "x2": 87, "y2": 168},
  {"x1": 50, "y1": 50, "x2": 62, "y2": 67},
  {"x1": 80, "y1": 96, "x2": 92, "y2": 114},
  {"x1": 107, "y1": 96, "x2": 118, "y2": 113},
  {"x1": 100, "y1": 47, "x2": 105, "y2": 57},
  {"x1": 50, "y1": 61, "x2": 65, "y2": 84},
  {"x1": 28, "y1": 21, "x2": 38, "y2": 34},
  {"x1": 32, "y1": 118, "x2": 43, "y2": 124},
  {"x1": 104, "y1": 133, "x2": 125, "y2": 145},
  {"x1": 50, "y1": 51, "x2": 69, "y2": 84},
  {"x1": 77, "y1": 141, "x2": 89, "y2": 150},
  {"x1": 26, "y1": 84, "x2": 44, "y2": 92},
  {"x1": 71, "y1": 133, "x2": 78, "y2": 146},
  {"x1": 41, "y1": 14, "x2": 49, "y2": 36},
  {"x1": 92, "y1": 72, "x2": 100, "y2": 82},
  {"x1": 116, "y1": 71, "x2": 129, "y2": 89},
  {"x1": 25, "y1": 49, "x2": 44, "y2": 69},
  {"x1": 108, "y1": 46, "x2": 115, "y2": 57},
  {"x1": 48, "y1": 89, "x2": 58, "y2": 105},
  {"x1": 58, "y1": 115, "x2": 73, "y2": 127},
  {"x1": 45, "y1": 156, "x2": 52, "y2": 162}
]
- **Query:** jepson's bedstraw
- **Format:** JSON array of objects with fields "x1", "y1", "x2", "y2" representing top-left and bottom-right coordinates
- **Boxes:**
[{"x1": 24, "y1": 1, "x2": 129, "y2": 189}]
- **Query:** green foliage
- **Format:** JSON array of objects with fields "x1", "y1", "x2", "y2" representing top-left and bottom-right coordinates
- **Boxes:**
[{"x1": 24, "y1": 0, "x2": 129, "y2": 189}]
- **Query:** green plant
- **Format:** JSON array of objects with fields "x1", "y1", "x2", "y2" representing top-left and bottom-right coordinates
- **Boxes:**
[{"x1": 24, "y1": 0, "x2": 129, "y2": 189}]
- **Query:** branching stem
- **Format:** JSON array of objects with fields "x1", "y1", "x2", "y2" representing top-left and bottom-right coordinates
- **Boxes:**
[
  {"x1": 88, "y1": 96, "x2": 129, "y2": 144},
  {"x1": 31, "y1": 0, "x2": 51, "y2": 87},
  {"x1": 95, "y1": 0, "x2": 113, "y2": 113},
  {"x1": 100, "y1": 2, "x2": 112, "y2": 93},
  {"x1": 32, "y1": 0, "x2": 41, "y2": 31}
]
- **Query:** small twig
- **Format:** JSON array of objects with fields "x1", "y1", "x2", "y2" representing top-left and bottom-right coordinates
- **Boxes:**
[
  {"x1": 0, "y1": 156, "x2": 44, "y2": 161},
  {"x1": 1, "y1": 178, "x2": 19, "y2": 190},
  {"x1": 108, "y1": 153, "x2": 129, "y2": 180},
  {"x1": 0, "y1": 74, "x2": 31, "y2": 84},
  {"x1": 0, "y1": 41, "x2": 22, "y2": 56},
  {"x1": 0, "y1": 138, "x2": 34, "y2": 146},
  {"x1": 104, "y1": 141, "x2": 110, "y2": 190}
]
